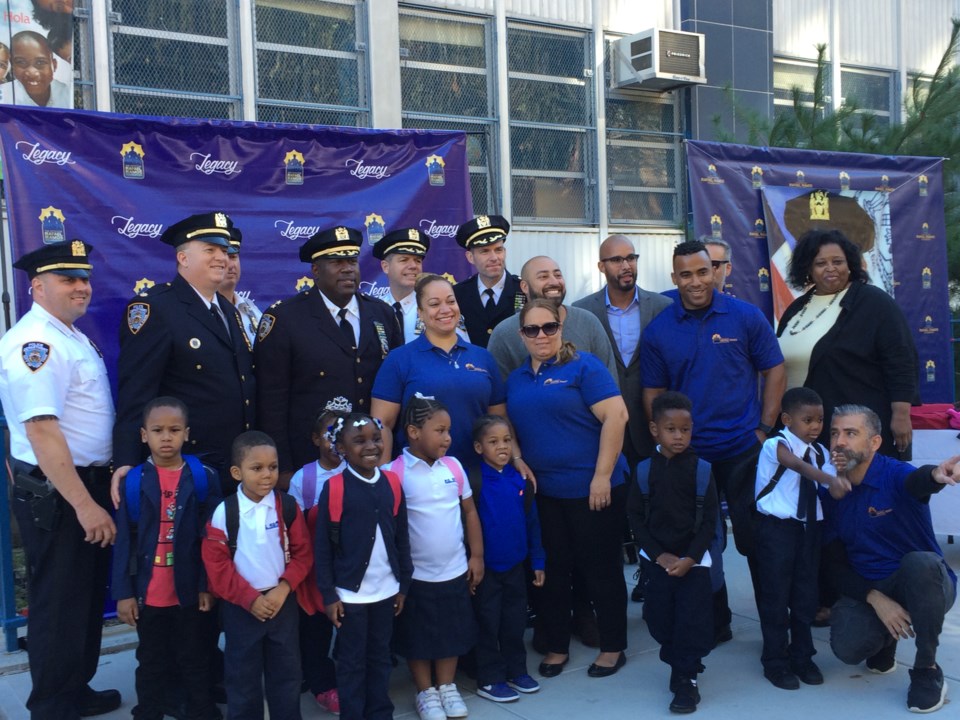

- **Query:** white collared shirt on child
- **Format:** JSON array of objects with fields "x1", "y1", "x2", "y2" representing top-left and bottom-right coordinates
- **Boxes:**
[
  {"x1": 210, "y1": 490, "x2": 285, "y2": 591},
  {"x1": 755, "y1": 427, "x2": 835, "y2": 522}
]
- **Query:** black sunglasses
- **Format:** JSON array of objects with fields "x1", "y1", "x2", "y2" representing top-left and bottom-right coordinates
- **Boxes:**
[
  {"x1": 711, "y1": 260, "x2": 730, "y2": 268},
  {"x1": 520, "y1": 322, "x2": 562, "y2": 339}
]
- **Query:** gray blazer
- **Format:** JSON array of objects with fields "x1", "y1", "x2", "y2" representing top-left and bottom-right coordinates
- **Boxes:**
[{"x1": 572, "y1": 287, "x2": 672, "y2": 462}]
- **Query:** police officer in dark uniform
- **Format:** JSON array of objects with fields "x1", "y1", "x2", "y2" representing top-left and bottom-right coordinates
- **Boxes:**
[
  {"x1": 453, "y1": 214, "x2": 525, "y2": 348},
  {"x1": 113, "y1": 211, "x2": 256, "y2": 496},
  {"x1": 0, "y1": 240, "x2": 122, "y2": 718},
  {"x1": 254, "y1": 225, "x2": 402, "y2": 482}
]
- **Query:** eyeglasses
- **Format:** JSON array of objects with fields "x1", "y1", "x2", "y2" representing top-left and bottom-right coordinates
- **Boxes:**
[
  {"x1": 520, "y1": 322, "x2": 562, "y2": 339},
  {"x1": 710, "y1": 260, "x2": 730, "y2": 269},
  {"x1": 600, "y1": 253, "x2": 639, "y2": 265}
]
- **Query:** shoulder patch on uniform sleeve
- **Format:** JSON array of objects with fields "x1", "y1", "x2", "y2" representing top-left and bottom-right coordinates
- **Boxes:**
[
  {"x1": 21, "y1": 341, "x2": 51, "y2": 372},
  {"x1": 127, "y1": 302, "x2": 150, "y2": 334},
  {"x1": 257, "y1": 313, "x2": 276, "y2": 343}
]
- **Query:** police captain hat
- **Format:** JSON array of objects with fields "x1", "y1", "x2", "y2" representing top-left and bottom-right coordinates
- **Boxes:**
[
  {"x1": 14, "y1": 239, "x2": 94, "y2": 279},
  {"x1": 159, "y1": 211, "x2": 241, "y2": 250},
  {"x1": 455, "y1": 214, "x2": 510, "y2": 250},
  {"x1": 372, "y1": 227, "x2": 430, "y2": 260},
  {"x1": 299, "y1": 226, "x2": 363, "y2": 263}
]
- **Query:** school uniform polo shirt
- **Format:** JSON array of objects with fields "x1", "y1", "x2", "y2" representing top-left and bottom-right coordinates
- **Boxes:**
[
  {"x1": 506, "y1": 351, "x2": 628, "y2": 499},
  {"x1": 210, "y1": 490, "x2": 285, "y2": 591},
  {"x1": 822, "y1": 453, "x2": 956, "y2": 587},
  {"x1": 372, "y1": 333, "x2": 506, "y2": 462},
  {"x1": 640, "y1": 292, "x2": 783, "y2": 462},
  {"x1": 755, "y1": 428, "x2": 835, "y2": 521}
]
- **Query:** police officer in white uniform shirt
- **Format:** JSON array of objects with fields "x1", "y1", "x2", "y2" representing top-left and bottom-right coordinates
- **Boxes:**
[{"x1": 0, "y1": 240, "x2": 121, "y2": 718}]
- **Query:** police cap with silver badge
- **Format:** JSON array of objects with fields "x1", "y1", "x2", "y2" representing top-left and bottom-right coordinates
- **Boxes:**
[
  {"x1": 14, "y1": 239, "x2": 93, "y2": 279},
  {"x1": 372, "y1": 227, "x2": 430, "y2": 260},
  {"x1": 160, "y1": 211, "x2": 238, "y2": 250},
  {"x1": 455, "y1": 214, "x2": 510, "y2": 249},
  {"x1": 299, "y1": 226, "x2": 363, "y2": 263}
]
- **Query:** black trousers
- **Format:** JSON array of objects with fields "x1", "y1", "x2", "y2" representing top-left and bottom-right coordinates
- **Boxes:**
[
  {"x1": 133, "y1": 604, "x2": 216, "y2": 720},
  {"x1": 222, "y1": 593, "x2": 302, "y2": 720},
  {"x1": 299, "y1": 607, "x2": 337, "y2": 695},
  {"x1": 12, "y1": 470, "x2": 111, "y2": 720},
  {"x1": 756, "y1": 514, "x2": 819, "y2": 672},
  {"x1": 336, "y1": 597, "x2": 395, "y2": 720},
  {"x1": 643, "y1": 560, "x2": 713, "y2": 676},
  {"x1": 473, "y1": 562, "x2": 529, "y2": 685},
  {"x1": 536, "y1": 485, "x2": 628, "y2": 654}
]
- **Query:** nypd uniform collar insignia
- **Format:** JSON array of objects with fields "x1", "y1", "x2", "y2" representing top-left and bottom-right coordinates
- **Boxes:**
[
  {"x1": 127, "y1": 302, "x2": 150, "y2": 335},
  {"x1": 258, "y1": 314, "x2": 276, "y2": 343},
  {"x1": 22, "y1": 341, "x2": 51, "y2": 372}
]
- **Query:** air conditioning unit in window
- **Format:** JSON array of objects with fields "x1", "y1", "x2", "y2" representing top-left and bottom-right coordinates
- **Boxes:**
[{"x1": 613, "y1": 29, "x2": 706, "y2": 91}]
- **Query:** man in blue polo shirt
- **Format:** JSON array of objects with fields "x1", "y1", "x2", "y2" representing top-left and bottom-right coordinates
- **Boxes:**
[
  {"x1": 641, "y1": 240, "x2": 785, "y2": 624},
  {"x1": 824, "y1": 405, "x2": 957, "y2": 714}
]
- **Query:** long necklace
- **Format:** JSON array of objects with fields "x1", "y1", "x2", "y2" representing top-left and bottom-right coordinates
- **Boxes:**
[{"x1": 787, "y1": 290, "x2": 841, "y2": 336}]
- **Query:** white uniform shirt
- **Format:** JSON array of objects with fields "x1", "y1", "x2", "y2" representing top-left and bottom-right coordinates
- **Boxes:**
[
  {"x1": 288, "y1": 459, "x2": 346, "y2": 511},
  {"x1": 335, "y1": 467, "x2": 400, "y2": 604},
  {"x1": 755, "y1": 427, "x2": 835, "y2": 522},
  {"x1": 210, "y1": 490, "x2": 286, "y2": 591},
  {"x1": 477, "y1": 270, "x2": 506, "y2": 306},
  {"x1": 234, "y1": 291, "x2": 263, "y2": 348},
  {"x1": 391, "y1": 448, "x2": 471, "y2": 582},
  {"x1": 320, "y1": 290, "x2": 360, "y2": 341},
  {"x1": 0, "y1": 303, "x2": 113, "y2": 466}
]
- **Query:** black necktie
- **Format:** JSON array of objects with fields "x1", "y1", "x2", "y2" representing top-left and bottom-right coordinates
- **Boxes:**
[
  {"x1": 338, "y1": 308, "x2": 356, "y2": 348},
  {"x1": 210, "y1": 303, "x2": 230, "y2": 339},
  {"x1": 797, "y1": 447, "x2": 819, "y2": 521},
  {"x1": 393, "y1": 301, "x2": 405, "y2": 343},
  {"x1": 483, "y1": 288, "x2": 495, "y2": 311}
]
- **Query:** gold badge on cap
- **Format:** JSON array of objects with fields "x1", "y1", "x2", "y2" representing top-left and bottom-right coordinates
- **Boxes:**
[
  {"x1": 335, "y1": 227, "x2": 350, "y2": 241},
  {"x1": 214, "y1": 213, "x2": 229, "y2": 228},
  {"x1": 809, "y1": 190, "x2": 830, "y2": 221},
  {"x1": 71, "y1": 240, "x2": 85, "y2": 257},
  {"x1": 476, "y1": 216, "x2": 490, "y2": 229},
  {"x1": 408, "y1": 228, "x2": 420, "y2": 240}
]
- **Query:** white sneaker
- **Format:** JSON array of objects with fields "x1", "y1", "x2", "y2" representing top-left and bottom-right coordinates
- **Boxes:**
[
  {"x1": 416, "y1": 687, "x2": 446, "y2": 720},
  {"x1": 438, "y1": 683, "x2": 468, "y2": 718}
]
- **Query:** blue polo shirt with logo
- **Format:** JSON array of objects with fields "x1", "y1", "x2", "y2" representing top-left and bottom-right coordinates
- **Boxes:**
[
  {"x1": 372, "y1": 333, "x2": 505, "y2": 463},
  {"x1": 506, "y1": 351, "x2": 628, "y2": 499},
  {"x1": 640, "y1": 291, "x2": 783, "y2": 462},
  {"x1": 821, "y1": 453, "x2": 956, "y2": 588}
]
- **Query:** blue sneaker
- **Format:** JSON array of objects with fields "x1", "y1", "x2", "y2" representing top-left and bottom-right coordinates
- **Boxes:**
[
  {"x1": 508, "y1": 674, "x2": 541, "y2": 693},
  {"x1": 476, "y1": 683, "x2": 519, "y2": 703}
]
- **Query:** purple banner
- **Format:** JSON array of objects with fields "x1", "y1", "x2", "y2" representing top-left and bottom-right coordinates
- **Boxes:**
[
  {"x1": 686, "y1": 139, "x2": 951, "y2": 403},
  {"x1": 0, "y1": 106, "x2": 473, "y2": 390}
]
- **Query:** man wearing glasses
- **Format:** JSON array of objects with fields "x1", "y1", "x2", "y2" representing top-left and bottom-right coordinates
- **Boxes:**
[{"x1": 704, "y1": 237, "x2": 733, "y2": 294}]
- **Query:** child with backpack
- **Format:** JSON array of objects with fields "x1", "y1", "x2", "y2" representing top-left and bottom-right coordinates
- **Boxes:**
[
  {"x1": 202, "y1": 431, "x2": 312, "y2": 720},
  {"x1": 386, "y1": 394, "x2": 484, "y2": 720},
  {"x1": 288, "y1": 398, "x2": 349, "y2": 714},
  {"x1": 754, "y1": 387, "x2": 836, "y2": 690},
  {"x1": 469, "y1": 414, "x2": 545, "y2": 704},
  {"x1": 112, "y1": 396, "x2": 222, "y2": 720},
  {"x1": 313, "y1": 411, "x2": 413, "y2": 720},
  {"x1": 627, "y1": 391, "x2": 718, "y2": 714}
]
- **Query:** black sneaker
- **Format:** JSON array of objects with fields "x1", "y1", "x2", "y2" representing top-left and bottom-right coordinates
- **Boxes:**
[
  {"x1": 669, "y1": 677, "x2": 700, "y2": 714},
  {"x1": 907, "y1": 665, "x2": 947, "y2": 713},
  {"x1": 763, "y1": 668, "x2": 800, "y2": 690},
  {"x1": 790, "y1": 660, "x2": 824, "y2": 686},
  {"x1": 866, "y1": 641, "x2": 898, "y2": 674}
]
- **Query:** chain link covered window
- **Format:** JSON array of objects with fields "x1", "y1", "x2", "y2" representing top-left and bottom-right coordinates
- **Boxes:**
[
  {"x1": 254, "y1": 0, "x2": 368, "y2": 126},
  {"x1": 508, "y1": 23, "x2": 594, "y2": 224},
  {"x1": 841, "y1": 67, "x2": 893, "y2": 125},
  {"x1": 109, "y1": 0, "x2": 240, "y2": 118},
  {"x1": 400, "y1": 7, "x2": 497, "y2": 214}
]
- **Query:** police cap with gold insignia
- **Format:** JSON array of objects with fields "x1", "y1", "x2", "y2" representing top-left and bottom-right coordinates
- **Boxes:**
[
  {"x1": 299, "y1": 226, "x2": 363, "y2": 263},
  {"x1": 14, "y1": 239, "x2": 93, "y2": 279},
  {"x1": 226, "y1": 225, "x2": 243, "y2": 256},
  {"x1": 160, "y1": 211, "x2": 239, "y2": 250},
  {"x1": 372, "y1": 227, "x2": 430, "y2": 260},
  {"x1": 455, "y1": 214, "x2": 510, "y2": 249}
]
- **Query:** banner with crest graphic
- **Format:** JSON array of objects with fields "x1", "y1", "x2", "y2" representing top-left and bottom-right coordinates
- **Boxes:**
[
  {"x1": 686, "y1": 140, "x2": 950, "y2": 403},
  {"x1": 0, "y1": 105, "x2": 473, "y2": 389}
]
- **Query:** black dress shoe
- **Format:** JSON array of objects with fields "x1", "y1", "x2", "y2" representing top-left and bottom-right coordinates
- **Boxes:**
[
  {"x1": 538, "y1": 656, "x2": 569, "y2": 678},
  {"x1": 764, "y1": 668, "x2": 800, "y2": 690},
  {"x1": 790, "y1": 660, "x2": 824, "y2": 685},
  {"x1": 78, "y1": 687, "x2": 122, "y2": 717},
  {"x1": 587, "y1": 652, "x2": 626, "y2": 678},
  {"x1": 631, "y1": 582, "x2": 645, "y2": 603}
]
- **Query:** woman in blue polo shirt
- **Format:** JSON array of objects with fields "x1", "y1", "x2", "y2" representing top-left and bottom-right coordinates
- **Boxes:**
[
  {"x1": 372, "y1": 273, "x2": 507, "y2": 465},
  {"x1": 505, "y1": 298, "x2": 630, "y2": 679}
]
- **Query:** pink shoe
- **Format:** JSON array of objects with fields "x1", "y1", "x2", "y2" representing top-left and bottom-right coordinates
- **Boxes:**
[{"x1": 316, "y1": 688, "x2": 341, "y2": 715}]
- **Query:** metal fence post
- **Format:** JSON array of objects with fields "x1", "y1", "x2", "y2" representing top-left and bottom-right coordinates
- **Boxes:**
[{"x1": 0, "y1": 415, "x2": 27, "y2": 652}]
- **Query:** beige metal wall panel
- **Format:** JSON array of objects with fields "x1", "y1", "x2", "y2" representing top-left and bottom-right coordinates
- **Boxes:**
[
  {"x1": 410, "y1": 0, "x2": 496, "y2": 14},
  {"x1": 504, "y1": 0, "x2": 592, "y2": 27},
  {"x1": 773, "y1": 0, "x2": 830, "y2": 59},
  {"x1": 603, "y1": 0, "x2": 672, "y2": 34},
  {"x1": 903, "y1": 0, "x2": 959, "y2": 74},
  {"x1": 839, "y1": 0, "x2": 896, "y2": 67},
  {"x1": 508, "y1": 227, "x2": 681, "y2": 298}
]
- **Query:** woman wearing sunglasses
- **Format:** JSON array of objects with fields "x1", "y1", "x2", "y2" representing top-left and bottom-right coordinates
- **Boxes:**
[
  {"x1": 371, "y1": 273, "x2": 508, "y2": 465},
  {"x1": 505, "y1": 299, "x2": 630, "y2": 679}
]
